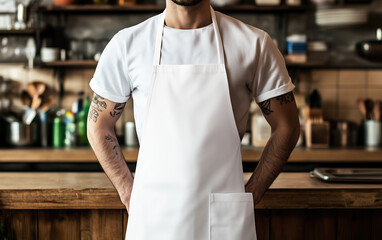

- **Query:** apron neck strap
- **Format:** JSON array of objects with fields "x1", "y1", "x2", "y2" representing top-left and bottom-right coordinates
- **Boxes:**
[{"x1": 153, "y1": 6, "x2": 224, "y2": 66}]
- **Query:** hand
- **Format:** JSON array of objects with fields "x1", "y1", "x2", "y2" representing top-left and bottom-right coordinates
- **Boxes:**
[
  {"x1": 119, "y1": 179, "x2": 134, "y2": 213},
  {"x1": 245, "y1": 182, "x2": 261, "y2": 206}
]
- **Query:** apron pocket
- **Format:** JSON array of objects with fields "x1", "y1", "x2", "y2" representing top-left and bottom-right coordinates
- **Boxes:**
[{"x1": 209, "y1": 192, "x2": 256, "y2": 240}]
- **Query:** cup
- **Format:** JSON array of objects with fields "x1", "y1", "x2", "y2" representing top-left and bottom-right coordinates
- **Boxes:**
[
  {"x1": 364, "y1": 120, "x2": 381, "y2": 147},
  {"x1": 125, "y1": 121, "x2": 139, "y2": 147},
  {"x1": 41, "y1": 47, "x2": 59, "y2": 62}
]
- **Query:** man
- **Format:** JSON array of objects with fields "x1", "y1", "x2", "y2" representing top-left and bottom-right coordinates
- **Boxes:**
[{"x1": 87, "y1": 0, "x2": 300, "y2": 239}]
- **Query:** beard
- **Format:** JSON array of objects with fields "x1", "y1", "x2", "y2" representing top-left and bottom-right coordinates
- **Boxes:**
[{"x1": 171, "y1": 0, "x2": 204, "y2": 6}]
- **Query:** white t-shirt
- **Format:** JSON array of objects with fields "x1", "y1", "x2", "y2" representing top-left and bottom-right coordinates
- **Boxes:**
[{"x1": 89, "y1": 11, "x2": 294, "y2": 142}]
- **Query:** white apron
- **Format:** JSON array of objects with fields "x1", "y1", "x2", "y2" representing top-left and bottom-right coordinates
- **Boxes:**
[{"x1": 125, "y1": 7, "x2": 257, "y2": 240}]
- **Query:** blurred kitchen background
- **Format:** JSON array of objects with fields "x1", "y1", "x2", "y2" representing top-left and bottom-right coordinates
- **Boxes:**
[{"x1": 0, "y1": 0, "x2": 382, "y2": 170}]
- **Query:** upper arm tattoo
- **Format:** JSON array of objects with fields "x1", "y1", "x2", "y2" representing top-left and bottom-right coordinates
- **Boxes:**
[
  {"x1": 258, "y1": 91, "x2": 295, "y2": 116},
  {"x1": 110, "y1": 103, "x2": 126, "y2": 118},
  {"x1": 88, "y1": 94, "x2": 107, "y2": 123},
  {"x1": 276, "y1": 92, "x2": 295, "y2": 105},
  {"x1": 259, "y1": 99, "x2": 274, "y2": 116}
]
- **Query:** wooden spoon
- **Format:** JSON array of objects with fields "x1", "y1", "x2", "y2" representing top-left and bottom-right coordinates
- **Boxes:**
[
  {"x1": 357, "y1": 98, "x2": 366, "y2": 120},
  {"x1": 21, "y1": 90, "x2": 31, "y2": 107},
  {"x1": 35, "y1": 82, "x2": 46, "y2": 96},
  {"x1": 374, "y1": 102, "x2": 380, "y2": 121},
  {"x1": 27, "y1": 81, "x2": 46, "y2": 110},
  {"x1": 364, "y1": 99, "x2": 374, "y2": 120}
]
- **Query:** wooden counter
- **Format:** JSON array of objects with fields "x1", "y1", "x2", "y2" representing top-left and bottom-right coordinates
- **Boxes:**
[
  {"x1": 1, "y1": 172, "x2": 381, "y2": 209},
  {"x1": 0, "y1": 147, "x2": 382, "y2": 163},
  {"x1": 1, "y1": 172, "x2": 381, "y2": 240}
]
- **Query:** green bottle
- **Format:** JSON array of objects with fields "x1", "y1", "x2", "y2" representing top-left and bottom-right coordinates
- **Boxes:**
[
  {"x1": 77, "y1": 96, "x2": 91, "y2": 146},
  {"x1": 77, "y1": 111, "x2": 88, "y2": 146},
  {"x1": 53, "y1": 117, "x2": 64, "y2": 148}
]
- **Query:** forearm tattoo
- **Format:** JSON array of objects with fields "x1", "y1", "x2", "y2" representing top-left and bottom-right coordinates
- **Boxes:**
[
  {"x1": 105, "y1": 134, "x2": 120, "y2": 156},
  {"x1": 276, "y1": 92, "x2": 295, "y2": 105},
  {"x1": 259, "y1": 99, "x2": 273, "y2": 116},
  {"x1": 258, "y1": 91, "x2": 295, "y2": 116},
  {"x1": 88, "y1": 94, "x2": 107, "y2": 123},
  {"x1": 110, "y1": 103, "x2": 125, "y2": 118}
]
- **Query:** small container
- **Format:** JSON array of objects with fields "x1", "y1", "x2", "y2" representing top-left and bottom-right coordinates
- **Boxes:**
[
  {"x1": 305, "y1": 120, "x2": 330, "y2": 148},
  {"x1": 364, "y1": 120, "x2": 381, "y2": 147},
  {"x1": 125, "y1": 121, "x2": 139, "y2": 147},
  {"x1": 68, "y1": 39, "x2": 84, "y2": 60},
  {"x1": 84, "y1": 38, "x2": 96, "y2": 60},
  {"x1": 330, "y1": 121, "x2": 357, "y2": 147},
  {"x1": 41, "y1": 47, "x2": 59, "y2": 62},
  {"x1": 251, "y1": 112, "x2": 271, "y2": 147},
  {"x1": 255, "y1": 0, "x2": 281, "y2": 5},
  {"x1": 286, "y1": 0, "x2": 301, "y2": 5}
]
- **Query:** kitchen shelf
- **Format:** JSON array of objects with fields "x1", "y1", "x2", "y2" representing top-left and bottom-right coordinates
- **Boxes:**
[
  {"x1": 38, "y1": 60, "x2": 97, "y2": 68},
  {"x1": 36, "y1": 4, "x2": 310, "y2": 14},
  {"x1": 0, "y1": 147, "x2": 381, "y2": 163},
  {"x1": 0, "y1": 29, "x2": 35, "y2": 36},
  {"x1": 37, "y1": 59, "x2": 382, "y2": 69}
]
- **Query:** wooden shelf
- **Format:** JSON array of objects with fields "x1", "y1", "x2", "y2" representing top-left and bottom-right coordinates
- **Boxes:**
[
  {"x1": 0, "y1": 147, "x2": 381, "y2": 163},
  {"x1": 286, "y1": 61, "x2": 382, "y2": 69},
  {"x1": 37, "y1": 4, "x2": 310, "y2": 13},
  {"x1": 36, "y1": 59, "x2": 382, "y2": 69},
  {"x1": 39, "y1": 60, "x2": 98, "y2": 68},
  {"x1": 0, "y1": 29, "x2": 35, "y2": 35}
]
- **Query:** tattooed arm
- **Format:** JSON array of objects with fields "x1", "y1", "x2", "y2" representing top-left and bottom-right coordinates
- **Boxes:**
[
  {"x1": 245, "y1": 92, "x2": 300, "y2": 205},
  {"x1": 87, "y1": 93, "x2": 134, "y2": 211}
]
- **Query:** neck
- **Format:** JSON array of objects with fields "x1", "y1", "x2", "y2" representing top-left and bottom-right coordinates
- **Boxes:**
[{"x1": 165, "y1": 0, "x2": 211, "y2": 29}]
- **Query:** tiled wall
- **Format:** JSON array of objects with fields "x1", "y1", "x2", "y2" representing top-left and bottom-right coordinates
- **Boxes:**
[{"x1": 297, "y1": 69, "x2": 382, "y2": 124}]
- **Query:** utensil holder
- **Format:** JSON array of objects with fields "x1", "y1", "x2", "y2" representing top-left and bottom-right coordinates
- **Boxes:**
[{"x1": 364, "y1": 120, "x2": 381, "y2": 147}]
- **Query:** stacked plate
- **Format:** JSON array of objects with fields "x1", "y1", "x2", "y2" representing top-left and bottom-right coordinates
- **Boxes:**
[{"x1": 315, "y1": 8, "x2": 368, "y2": 27}]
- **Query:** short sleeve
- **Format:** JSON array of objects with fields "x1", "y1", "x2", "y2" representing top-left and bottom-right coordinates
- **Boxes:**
[
  {"x1": 89, "y1": 32, "x2": 132, "y2": 103},
  {"x1": 252, "y1": 32, "x2": 295, "y2": 103}
]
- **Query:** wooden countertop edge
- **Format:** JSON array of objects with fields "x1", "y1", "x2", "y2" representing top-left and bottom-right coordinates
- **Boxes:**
[
  {"x1": 0, "y1": 148, "x2": 382, "y2": 162},
  {"x1": 1, "y1": 172, "x2": 382, "y2": 210},
  {"x1": 1, "y1": 188, "x2": 381, "y2": 210}
]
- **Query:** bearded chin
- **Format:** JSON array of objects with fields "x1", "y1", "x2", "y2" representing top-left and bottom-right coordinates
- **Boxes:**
[{"x1": 171, "y1": 0, "x2": 204, "y2": 6}]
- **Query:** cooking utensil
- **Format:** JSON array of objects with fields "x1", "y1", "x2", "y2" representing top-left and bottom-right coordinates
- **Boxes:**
[
  {"x1": 374, "y1": 101, "x2": 380, "y2": 121},
  {"x1": 21, "y1": 90, "x2": 31, "y2": 106},
  {"x1": 330, "y1": 121, "x2": 357, "y2": 147},
  {"x1": 1, "y1": 111, "x2": 40, "y2": 147},
  {"x1": 364, "y1": 98, "x2": 374, "y2": 120},
  {"x1": 364, "y1": 120, "x2": 381, "y2": 147},
  {"x1": 26, "y1": 81, "x2": 46, "y2": 109},
  {"x1": 311, "y1": 168, "x2": 382, "y2": 183},
  {"x1": 357, "y1": 98, "x2": 366, "y2": 119},
  {"x1": 356, "y1": 28, "x2": 382, "y2": 62},
  {"x1": 39, "y1": 95, "x2": 55, "y2": 113}
]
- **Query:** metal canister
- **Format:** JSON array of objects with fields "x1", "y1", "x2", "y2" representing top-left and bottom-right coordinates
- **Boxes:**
[{"x1": 124, "y1": 121, "x2": 139, "y2": 147}]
